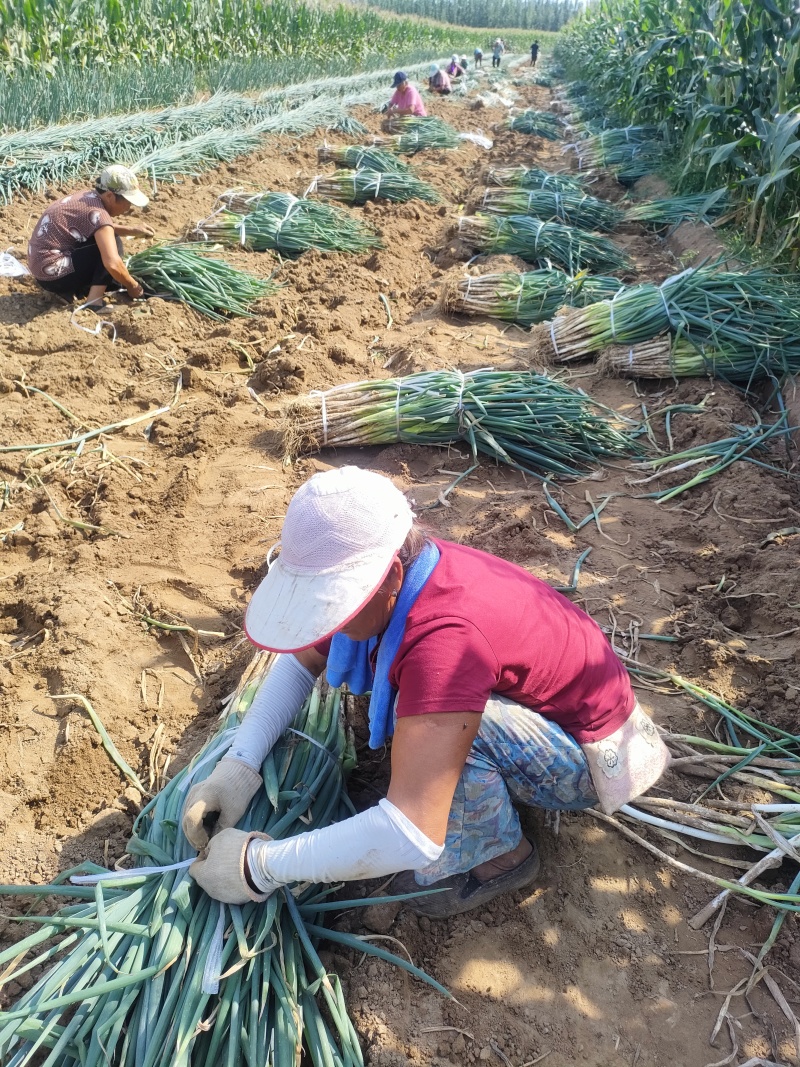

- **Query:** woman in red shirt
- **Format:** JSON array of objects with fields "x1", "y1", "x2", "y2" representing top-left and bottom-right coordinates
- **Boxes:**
[{"x1": 186, "y1": 468, "x2": 669, "y2": 916}]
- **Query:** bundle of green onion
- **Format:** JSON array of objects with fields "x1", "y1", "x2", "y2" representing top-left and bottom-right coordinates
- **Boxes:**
[
  {"x1": 190, "y1": 195, "x2": 382, "y2": 256},
  {"x1": 309, "y1": 168, "x2": 441, "y2": 205},
  {"x1": 442, "y1": 269, "x2": 623, "y2": 327},
  {"x1": 623, "y1": 190, "x2": 728, "y2": 227},
  {"x1": 598, "y1": 334, "x2": 753, "y2": 381},
  {"x1": 507, "y1": 110, "x2": 563, "y2": 139},
  {"x1": 317, "y1": 143, "x2": 414, "y2": 174},
  {"x1": 127, "y1": 245, "x2": 275, "y2": 320},
  {"x1": 458, "y1": 214, "x2": 632, "y2": 274},
  {"x1": 284, "y1": 369, "x2": 639, "y2": 479},
  {"x1": 541, "y1": 265, "x2": 800, "y2": 374},
  {"x1": 383, "y1": 114, "x2": 461, "y2": 149},
  {"x1": 0, "y1": 663, "x2": 432, "y2": 1067},
  {"x1": 484, "y1": 166, "x2": 587, "y2": 193},
  {"x1": 481, "y1": 187, "x2": 622, "y2": 231},
  {"x1": 568, "y1": 125, "x2": 663, "y2": 181}
]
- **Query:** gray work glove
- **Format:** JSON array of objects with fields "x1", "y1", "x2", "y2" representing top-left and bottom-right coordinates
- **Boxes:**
[{"x1": 181, "y1": 758, "x2": 262, "y2": 850}]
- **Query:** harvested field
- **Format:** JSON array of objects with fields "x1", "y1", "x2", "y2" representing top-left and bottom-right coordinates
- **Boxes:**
[{"x1": 1, "y1": 62, "x2": 799, "y2": 1067}]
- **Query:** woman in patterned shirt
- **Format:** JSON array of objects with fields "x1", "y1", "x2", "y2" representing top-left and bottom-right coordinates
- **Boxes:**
[{"x1": 28, "y1": 165, "x2": 153, "y2": 309}]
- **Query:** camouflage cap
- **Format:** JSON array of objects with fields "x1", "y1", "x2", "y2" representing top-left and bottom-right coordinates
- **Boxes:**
[{"x1": 97, "y1": 165, "x2": 149, "y2": 207}]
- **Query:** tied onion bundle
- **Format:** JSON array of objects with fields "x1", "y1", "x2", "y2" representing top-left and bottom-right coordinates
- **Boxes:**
[
  {"x1": 284, "y1": 369, "x2": 639, "y2": 479},
  {"x1": 190, "y1": 194, "x2": 382, "y2": 256},
  {"x1": 383, "y1": 114, "x2": 461, "y2": 149},
  {"x1": 567, "y1": 124, "x2": 663, "y2": 181},
  {"x1": 127, "y1": 245, "x2": 275, "y2": 320},
  {"x1": 0, "y1": 666, "x2": 359, "y2": 1066},
  {"x1": 598, "y1": 334, "x2": 748, "y2": 380},
  {"x1": 458, "y1": 214, "x2": 632, "y2": 274},
  {"x1": 538, "y1": 265, "x2": 800, "y2": 377},
  {"x1": 317, "y1": 143, "x2": 415, "y2": 175},
  {"x1": 308, "y1": 168, "x2": 441, "y2": 205},
  {"x1": 441, "y1": 269, "x2": 623, "y2": 327},
  {"x1": 623, "y1": 190, "x2": 728, "y2": 227},
  {"x1": 481, "y1": 187, "x2": 623, "y2": 232},
  {"x1": 484, "y1": 165, "x2": 587, "y2": 193},
  {"x1": 507, "y1": 110, "x2": 563, "y2": 139}
]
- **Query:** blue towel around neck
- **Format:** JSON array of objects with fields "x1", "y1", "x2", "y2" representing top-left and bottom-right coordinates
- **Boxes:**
[{"x1": 326, "y1": 540, "x2": 441, "y2": 748}]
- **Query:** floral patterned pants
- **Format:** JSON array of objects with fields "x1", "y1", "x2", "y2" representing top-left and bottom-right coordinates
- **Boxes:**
[{"x1": 414, "y1": 695, "x2": 598, "y2": 885}]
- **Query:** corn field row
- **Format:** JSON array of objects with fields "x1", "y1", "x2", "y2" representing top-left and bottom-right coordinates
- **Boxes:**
[
  {"x1": 349, "y1": 0, "x2": 578, "y2": 31},
  {"x1": 555, "y1": 0, "x2": 800, "y2": 260}
]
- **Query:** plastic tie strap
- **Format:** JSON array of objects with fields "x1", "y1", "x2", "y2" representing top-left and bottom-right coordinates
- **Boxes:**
[
  {"x1": 395, "y1": 379, "x2": 403, "y2": 436},
  {"x1": 71, "y1": 859, "x2": 194, "y2": 884},
  {"x1": 70, "y1": 302, "x2": 117, "y2": 343},
  {"x1": 658, "y1": 285, "x2": 675, "y2": 330},
  {"x1": 309, "y1": 389, "x2": 329, "y2": 445},
  {"x1": 201, "y1": 901, "x2": 226, "y2": 995},
  {"x1": 177, "y1": 730, "x2": 236, "y2": 795},
  {"x1": 550, "y1": 319, "x2": 561, "y2": 359}
]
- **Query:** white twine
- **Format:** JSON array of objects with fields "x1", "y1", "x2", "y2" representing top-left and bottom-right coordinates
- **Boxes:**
[
  {"x1": 71, "y1": 859, "x2": 193, "y2": 884},
  {"x1": 177, "y1": 730, "x2": 236, "y2": 795},
  {"x1": 309, "y1": 389, "x2": 329, "y2": 445},
  {"x1": 609, "y1": 297, "x2": 617, "y2": 343},
  {"x1": 201, "y1": 901, "x2": 226, "y2": 994},
  {"x1": 553, "y1": 191, "x2": 561, "y2": 219},
  {"x1": 372, "y1": 171, "x2": 382, "y2": 200},
  {"x1": 628, "y1": 347, "x2": 635, "y2": 367},
  {"x1": 237, "y1": 219, "x2": 247, "y2": 249},
  {"x1": 395, "y1": 379, "x2": 402, "y2": 436}
]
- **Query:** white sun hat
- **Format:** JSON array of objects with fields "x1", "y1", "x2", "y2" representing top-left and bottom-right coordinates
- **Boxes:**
[{"x1": 245, "y1": 466, "x2": 414, "y2": 652}]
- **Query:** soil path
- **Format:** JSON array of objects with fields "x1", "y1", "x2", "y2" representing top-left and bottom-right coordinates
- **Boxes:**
[{"x1": 1, "y1": 64, "x2": 798, "y2": 1067}]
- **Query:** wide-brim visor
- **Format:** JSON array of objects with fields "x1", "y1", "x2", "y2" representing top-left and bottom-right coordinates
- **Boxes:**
[
  {"x1": 244, "y1": 549, "x2": 395, "y2": 653},
  {"x1": 120, "y1": 188, "x2": 149, "y2": 207}
]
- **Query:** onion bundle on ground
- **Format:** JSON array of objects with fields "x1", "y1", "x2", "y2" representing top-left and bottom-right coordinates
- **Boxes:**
[
  {"x1": 308, "y1": 168, "x2": 441, "y2": 205},
  {"x1": 623, "y1": 190, "x2": 728, "y2": 227},
  {"x1": 127, "y1": 245, "x2": 276, "y2": 320},
  {"x1": 538, "y1": 266, "x2": 800, "y2": 378},
  {"x1": 0, "y1": 663, "x2": 448, "y2": 1067},
  {"x1": 284, "y1": 369, "x2": 639, "y2": 479},
  {"x1": 507, "y1": 109, "x2": 563, "y2": 138},
  {"x1": 383, "y1": 113, "x2": 460, "y2": 149},
  {"x1": 598, "y1": 334, "x2": 751, "y2": 381},
  {"x1": 442, "y1": 269, "x2": 623, "y2": 327},
  {"x1": 567, "y1": 124, "x2": 663, "y2": 180},
  {"x1": 481, "y1": 187, "x2": 622, "y2": 231},
  {"x1": 458, "y1": 214, "x2": 632, "y2": 274},
  {"x1": 484, "y1": 165, "x2": 586, "y2": 192},
  {"x1": 317, "y1": 143, "x2": 415, "y2": 174},
  {"x1": 190, "y1": 194, "x2": 381, "y2": 256}
]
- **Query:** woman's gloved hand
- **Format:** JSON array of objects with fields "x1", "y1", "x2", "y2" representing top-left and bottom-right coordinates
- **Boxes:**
[
  {"x1": 181, "y1": 758, "x2": 262, "y2": 850},
  {"x1": 189, "y1": 829, "x2": 275, "y2": 904}
]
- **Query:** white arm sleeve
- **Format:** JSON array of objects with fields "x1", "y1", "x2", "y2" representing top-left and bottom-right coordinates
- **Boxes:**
[
  {"x1": 224, "y1": 654, "x2": 316, "y2": 771},
  {"x1": 246, "y1": 798, "x2": 443, "y2": 890}
]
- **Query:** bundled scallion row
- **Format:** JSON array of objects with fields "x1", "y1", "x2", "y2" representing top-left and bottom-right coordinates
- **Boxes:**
[
  {"x1": 442, "y1": 268, "x2": 623, "y2": 327},
  {"x1": 485, "y1": 165, "x2": 587, "y2": 193},
  {"x1": 190, "y1": 192, "x2": 381, "y2": 256},
  {"x1": 458, "y1": 214, "x2": 632, "y2": 274},
  {"x1": 284, "y1": 369, "x2": 639, "y2": 479},
  {"x1": 383, "y1": 113, "x2": 460, "y2": 148},
  {"x1": 309, "y1": 168, "x2": 441, "y2": 205},
  {"x1": 128, "y1": 245, "x2": 276, "y2": 320},
  {"x1": 565, "y1": 124, "x2": 664, "y2": 181},
  {"x1": 482, "y1": 187, "x2": 622, "y2": 231},
  {"x1": 507, "y1": 109, "x2": 563, "y2": 139},
  {"x1": 623, "y1": 190, "x2": 728, "y2": 227}
]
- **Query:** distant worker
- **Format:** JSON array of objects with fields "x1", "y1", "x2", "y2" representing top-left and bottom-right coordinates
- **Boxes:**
[
  {"x1": 492, "y1": 38, "x2": 505, "y2": 68},
  {"x1": 531, "y1": 40, "x2": 540, "y2": 66},
  {"x1": 27, "y1": 165, "x2": 153, "y2": 310},
  {"x1": 474, "y1": 45, "x2": 483, "y2": 68},
  {"x1": 445, "y1": 54, "x2": 466, "y2": 79},
  {"x1": 428, "y1": 64, "x2": 452, "y2": 96},
  {"x1": 387, "y1": 70, "x2": 427, "y2": 117},
  {"x1": 460, "y1": 55, "x2": 469, "y2": 71}
]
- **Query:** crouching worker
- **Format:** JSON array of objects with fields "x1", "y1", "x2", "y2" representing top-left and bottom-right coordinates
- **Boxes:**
[
  {"x1": 386, "y1": 70, "x2": 427, "y2": 117},
  {"x1": 28, "y1": 165, "x2": 152, "y2": 309},
  {"x1": 428, "y1": 64, "x2": 452, "y2": 95},
  {"x1": 184, "y1": 467, "x2": 669, "y2": 917}
]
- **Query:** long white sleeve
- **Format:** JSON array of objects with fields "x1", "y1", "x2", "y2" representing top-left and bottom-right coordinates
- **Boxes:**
[
  {"x1": 247, "y1": 798, "x2": 443, "y2": 890},
  {"x1": 225, "y1": 654, "x2": 316, "y2": 771}
]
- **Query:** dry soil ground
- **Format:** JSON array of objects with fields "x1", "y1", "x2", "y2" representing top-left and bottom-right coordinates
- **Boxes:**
[{"x1": 1, "y1": 62, "x2": 799, "y2": 1067}]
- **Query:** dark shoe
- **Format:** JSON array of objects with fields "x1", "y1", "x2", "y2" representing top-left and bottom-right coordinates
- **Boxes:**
[{"x1": 392, "y1": 840, "x2": 541, "y2": 918}]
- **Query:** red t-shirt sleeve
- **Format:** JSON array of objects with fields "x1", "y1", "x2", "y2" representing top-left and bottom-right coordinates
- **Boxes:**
[{"x1": 392, "y1": 615, "x2": 499, "y2": 716}]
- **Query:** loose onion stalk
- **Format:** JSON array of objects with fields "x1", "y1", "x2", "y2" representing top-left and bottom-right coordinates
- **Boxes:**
[
  {"x1": 284, "y1": 369, "x2": 639, "y2": 479},
  {"x1": 190, "y1": 194, "x2": 381, "y2": 256},
  {"x1": 481, "y1": 187, "x2": 622, "y2": 231},
  {"x1": 507, "y1": 109, "x2": 563, "y2": 138},
  {"x1": 458, "y1": 214, "x2": 632, "y2": 274},
  {"x1": 441, "y1": 268, "x2": 623, "y2": 327},
  {"x1": 0, "y1": 662, "x2": 451, "y2": 1067},
  {"x1": 308, "y1": 168, "x2": 441, "y2": 205},
  {"x1": 127, "y1": 244, "x2": 276, "y2": 320},
  {"x1": 317, "y1": 143, "x2": 414, "y2": 174},
  {"x1": 484, "y1": 165, "x2": 587, "y2": 192}
]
